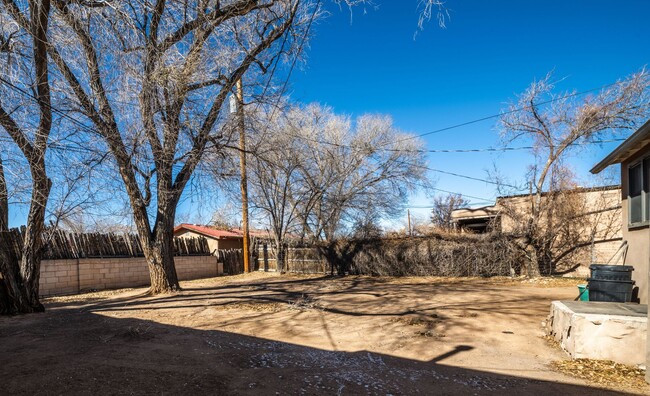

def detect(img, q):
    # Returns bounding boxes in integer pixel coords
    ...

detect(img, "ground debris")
[550,358,648,389]
[380,275,586,288]
[218,301,285,312]
[540,335,561,349]
[287,294,321,311]
[43,288,137,304]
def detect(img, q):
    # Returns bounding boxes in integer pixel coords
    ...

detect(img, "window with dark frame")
[628,157,650,226]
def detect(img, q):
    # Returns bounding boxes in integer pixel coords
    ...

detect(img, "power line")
[427,167,515,188]
[394,80,622,144]
[0,76,97,136]
[258,0,320,132]
[428,187,493,202]
[386,138,627,154]
[249,77,630,155]
[2,63,628,161]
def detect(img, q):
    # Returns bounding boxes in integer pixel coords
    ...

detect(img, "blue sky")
[7,1,648,229]
[287,0,650,223]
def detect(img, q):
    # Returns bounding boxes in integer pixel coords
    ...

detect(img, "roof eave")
[591,119,650,174]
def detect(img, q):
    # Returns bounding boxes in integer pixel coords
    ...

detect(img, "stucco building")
[173,223,243,254]
[451,186,623,277]
[591,119,650,305]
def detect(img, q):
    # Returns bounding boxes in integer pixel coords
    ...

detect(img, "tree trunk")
[0,163,50,314]
[145,242,180,294]
[0,246,32,314]
[0,155,7,231]
[18,161,51,311]
[145,203,180,294]
[274,236,286,274]
[0,0,52,314]
[526,245,542,278]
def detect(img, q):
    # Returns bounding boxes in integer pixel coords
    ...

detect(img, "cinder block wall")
[39,255,220,296]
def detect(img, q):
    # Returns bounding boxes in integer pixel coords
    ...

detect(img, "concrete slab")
[546,301,647,366]
[561,301,647,317]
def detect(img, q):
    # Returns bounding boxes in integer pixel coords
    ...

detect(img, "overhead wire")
[0,32,629,206]
[392,80,622,144]
[385,138,627,153]
[0,76,98,136]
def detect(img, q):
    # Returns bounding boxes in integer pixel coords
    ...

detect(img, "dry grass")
[550,359,648,390]
[381,275,586,288]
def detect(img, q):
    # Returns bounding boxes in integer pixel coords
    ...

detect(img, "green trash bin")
[577,284,589,301]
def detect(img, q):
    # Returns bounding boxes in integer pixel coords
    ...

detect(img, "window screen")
[643,158,650,221]
[629,163,643,224]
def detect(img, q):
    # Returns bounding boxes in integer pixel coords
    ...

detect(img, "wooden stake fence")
[0,228,210,260]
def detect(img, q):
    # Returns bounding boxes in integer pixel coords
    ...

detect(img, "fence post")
[263,243,269,272]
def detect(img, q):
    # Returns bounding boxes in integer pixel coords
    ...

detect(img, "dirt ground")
[0,273,646,395]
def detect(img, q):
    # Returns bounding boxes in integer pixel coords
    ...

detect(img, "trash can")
[587,278,635,302]
[577,284,589,301]
[589,264,633,281]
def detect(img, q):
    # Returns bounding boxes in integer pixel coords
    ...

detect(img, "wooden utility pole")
[236,79,251,273]
[407,209,412,237]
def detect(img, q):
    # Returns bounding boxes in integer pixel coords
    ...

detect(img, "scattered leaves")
[541,335,561,349]
[550,359,648,389]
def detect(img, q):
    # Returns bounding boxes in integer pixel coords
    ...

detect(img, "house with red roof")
[173,223,243,254]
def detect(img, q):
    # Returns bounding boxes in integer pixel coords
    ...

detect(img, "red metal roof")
[229,228,272,239]
[173,224,241,239]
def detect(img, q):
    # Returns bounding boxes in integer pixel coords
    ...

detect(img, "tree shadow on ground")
[0,309,628,395]
[67,276,556,341]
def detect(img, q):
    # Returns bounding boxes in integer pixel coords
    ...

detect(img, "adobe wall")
[39,255,221,297]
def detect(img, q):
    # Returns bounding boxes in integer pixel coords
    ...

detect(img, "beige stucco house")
[452,186,623,276]
[591,118,650,383]
[591,119,650,305]
[173,223,243,254]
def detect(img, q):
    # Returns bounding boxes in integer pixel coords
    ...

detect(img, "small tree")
[499,70,650,276]
[431,193,470,230]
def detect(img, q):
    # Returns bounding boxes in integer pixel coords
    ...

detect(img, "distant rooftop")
[591,119,650,174]
[173,223,241,239]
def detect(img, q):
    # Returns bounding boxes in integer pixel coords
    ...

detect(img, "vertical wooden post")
[263,243,269,272]
[407,209,412,237]
[237,78,251,273]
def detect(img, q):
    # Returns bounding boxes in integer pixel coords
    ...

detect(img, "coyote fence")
[0,228,210,260]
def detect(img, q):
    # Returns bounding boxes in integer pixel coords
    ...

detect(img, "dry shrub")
[323,233,521,277]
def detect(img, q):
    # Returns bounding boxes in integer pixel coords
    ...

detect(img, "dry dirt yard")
[0,273,646,395]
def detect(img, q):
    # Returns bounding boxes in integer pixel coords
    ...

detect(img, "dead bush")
[321,233,522,277]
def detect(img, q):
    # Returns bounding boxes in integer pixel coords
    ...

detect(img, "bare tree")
[0,0,451,302]
[498,70,650,276]
[0,0,52,313]
[227,103,429,270]
[299,112,429,241]
[431,193,469,230]
[250,104,429,242]
[3,0,316,294]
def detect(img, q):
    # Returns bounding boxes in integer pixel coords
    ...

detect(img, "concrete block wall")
[40,259,80,296]
[39,255,220,296]
[176,255,221,280]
